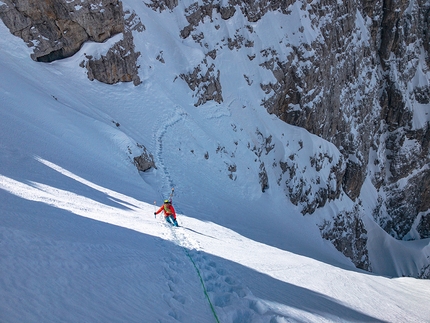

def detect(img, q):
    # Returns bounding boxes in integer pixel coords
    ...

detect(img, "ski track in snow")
[150,103,273,321]
[151,111,234,321]
[153,108,188,197]
[161,222,290,323]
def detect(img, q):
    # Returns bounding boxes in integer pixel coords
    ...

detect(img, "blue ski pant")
[165,215,178,226]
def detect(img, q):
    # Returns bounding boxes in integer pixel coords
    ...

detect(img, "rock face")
[0,0,141,84]
[377,124,430,239]
[180,61,223,106]
[134,148,156,172]
[146,0,429,272]
[320,206,370,271]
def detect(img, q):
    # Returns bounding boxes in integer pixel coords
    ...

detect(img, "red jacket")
[155,203,176,219]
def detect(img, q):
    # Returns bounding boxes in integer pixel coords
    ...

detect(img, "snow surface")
[1,4,430,322]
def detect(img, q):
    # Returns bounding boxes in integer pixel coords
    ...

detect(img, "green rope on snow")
[165,188,219,322]
[183,248,221,323]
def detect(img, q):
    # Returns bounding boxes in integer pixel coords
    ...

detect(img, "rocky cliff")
[0,0,142,84]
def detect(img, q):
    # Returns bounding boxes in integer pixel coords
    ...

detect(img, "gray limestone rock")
[0,0,141,85]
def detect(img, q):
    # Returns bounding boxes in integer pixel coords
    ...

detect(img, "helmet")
[164,199,170,204]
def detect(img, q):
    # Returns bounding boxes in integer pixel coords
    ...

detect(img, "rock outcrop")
[320,206,370,271]
[0,0,141,85]
[134,148,156,172]
[180,60,223,106]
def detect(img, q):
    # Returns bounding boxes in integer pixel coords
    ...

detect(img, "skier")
[155,199,179,227]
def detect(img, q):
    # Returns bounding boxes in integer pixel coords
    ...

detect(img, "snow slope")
[1,9,430,323]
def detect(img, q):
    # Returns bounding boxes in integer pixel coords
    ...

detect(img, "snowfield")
[1,4,430,323]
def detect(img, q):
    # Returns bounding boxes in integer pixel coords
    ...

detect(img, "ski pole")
[153,200,157,218]
[169,187,174,202]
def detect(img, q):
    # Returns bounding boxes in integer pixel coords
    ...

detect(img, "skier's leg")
[165,215,173,224]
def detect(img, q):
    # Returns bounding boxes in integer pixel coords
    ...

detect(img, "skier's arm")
[155,206,164,215]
